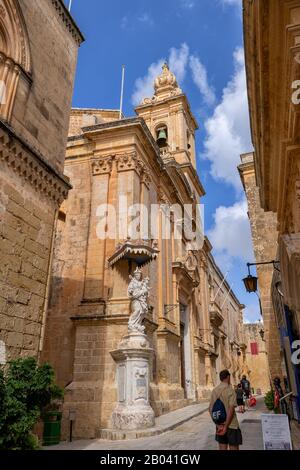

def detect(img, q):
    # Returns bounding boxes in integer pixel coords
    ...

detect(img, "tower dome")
[142,63,182,105]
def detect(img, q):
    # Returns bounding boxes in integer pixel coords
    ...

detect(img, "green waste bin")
[43,411,62,446]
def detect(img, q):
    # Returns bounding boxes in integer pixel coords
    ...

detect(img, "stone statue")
[128,268,150,333]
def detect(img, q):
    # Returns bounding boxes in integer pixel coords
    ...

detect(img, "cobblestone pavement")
[49,397,267,451]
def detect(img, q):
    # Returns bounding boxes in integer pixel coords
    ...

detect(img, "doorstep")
[97,401,209,441]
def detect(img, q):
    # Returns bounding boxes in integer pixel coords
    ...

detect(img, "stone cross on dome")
[142,63,183,105]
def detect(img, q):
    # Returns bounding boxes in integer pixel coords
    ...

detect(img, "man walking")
[241,375,251,408]
[209,370,243,451]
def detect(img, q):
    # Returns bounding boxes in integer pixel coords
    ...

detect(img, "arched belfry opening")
[155,123,168,149]
[0,0,32,121]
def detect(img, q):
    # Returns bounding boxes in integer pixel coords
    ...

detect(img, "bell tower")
[135,63,198,169]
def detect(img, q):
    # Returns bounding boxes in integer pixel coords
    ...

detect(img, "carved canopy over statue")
[127,268,150,333]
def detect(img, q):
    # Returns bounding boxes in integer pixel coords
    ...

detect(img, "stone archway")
[0,0,31,121]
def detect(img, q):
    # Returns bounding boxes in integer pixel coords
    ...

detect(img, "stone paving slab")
[46,397,269,450]
[97,401,209,440]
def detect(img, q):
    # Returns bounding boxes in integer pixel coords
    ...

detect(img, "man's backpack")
[211,398,227,425]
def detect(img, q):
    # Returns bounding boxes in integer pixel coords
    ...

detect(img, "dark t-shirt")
[236,389,244,400]
[241,379,250,391]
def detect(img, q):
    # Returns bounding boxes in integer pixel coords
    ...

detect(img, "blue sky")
[65,0,260,323]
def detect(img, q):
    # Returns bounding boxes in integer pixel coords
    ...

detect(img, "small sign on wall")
[261,414,292,450]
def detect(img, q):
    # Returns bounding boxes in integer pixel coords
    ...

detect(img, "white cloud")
[169,43,189,84]
[203,47,252,190]
[121,12,153,30]
[180,0,195,8]
[137,13,154,26]
[121,16,128,29]
[131,43,189,106]
[221,0,242,6]
[132,60,164,106]
[190,55,216,106]
[219,0,242,19]
[132,43,214,108]
[208,198,253,271]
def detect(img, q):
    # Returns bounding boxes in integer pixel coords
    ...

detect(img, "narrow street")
[49,397,267,451]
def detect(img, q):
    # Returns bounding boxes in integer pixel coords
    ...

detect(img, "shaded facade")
[0,0,83,363]
[243,0,300,420]
[43,66,245,438]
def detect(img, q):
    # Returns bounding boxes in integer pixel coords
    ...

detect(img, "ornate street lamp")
[243,274,258,293]
[243,261,280,294]
[243,263,258,293]
[242,261,280,317]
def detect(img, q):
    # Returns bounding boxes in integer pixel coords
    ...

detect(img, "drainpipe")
[38,209,58,361]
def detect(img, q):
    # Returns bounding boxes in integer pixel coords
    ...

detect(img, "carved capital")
[116,152,145,175]
[141,171,151,188]
[91,156,113,175]
[157,187,170,205]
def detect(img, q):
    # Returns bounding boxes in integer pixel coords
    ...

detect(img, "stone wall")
[10,0,83,174]
[207,253,245,386]
[243,323,270,394]
[239,153,282,380]
[0,161,56,360]
[0,0,83,362]
[69,109,122,136]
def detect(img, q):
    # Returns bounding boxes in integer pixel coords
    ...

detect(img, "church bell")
[156,129,168,148]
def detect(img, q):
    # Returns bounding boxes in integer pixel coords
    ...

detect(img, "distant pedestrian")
[209,370,243,451]
[241,375,251,408]
[273,376,287,415]
[236,383,245,413]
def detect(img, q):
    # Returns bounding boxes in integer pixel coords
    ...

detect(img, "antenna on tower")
[68,0,73,12]
[119,65,125,120]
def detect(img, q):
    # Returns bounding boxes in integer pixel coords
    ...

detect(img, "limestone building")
[239,153,282,381]
[0,0,83,364]
[243,0,300,420]
[242,323,270,395]
[42,65,245,438]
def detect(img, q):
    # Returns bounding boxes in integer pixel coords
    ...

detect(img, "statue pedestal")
[110,332,155,431]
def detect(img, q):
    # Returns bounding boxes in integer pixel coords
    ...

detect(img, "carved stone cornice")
[116,152,144,175]
[51,0,84,46]
[0,122,71,205]
[91,155,113,175]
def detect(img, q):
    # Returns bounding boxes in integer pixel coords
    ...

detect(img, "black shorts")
[237,398,244,406]
[244,390,250,398]
[216,428,243,447]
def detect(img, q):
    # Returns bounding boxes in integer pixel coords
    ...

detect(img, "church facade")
[42,65,246,438]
